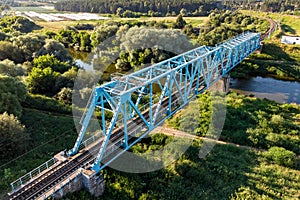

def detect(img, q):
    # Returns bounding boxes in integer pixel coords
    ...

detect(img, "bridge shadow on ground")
[262,43,295,61]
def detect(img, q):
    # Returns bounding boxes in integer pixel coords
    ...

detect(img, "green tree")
[180,8,187,16]
[55,29,76,48]
[174,14,186,29]
[33,54,71,73]
[0,75,27,117]
[57,87,73,104]
[0,16,40,33]
[0,112,28,158]
[78,31,92,51]
[12,33,45,61]
[0,31,8,41]
[27,67,60,95]
[91,23,119,47]
[0,59,26,77]
[0,41,25,64]
[119,26,193,55]
[182,24,194,36]
[36,40,72,63]
[10,16,40,33]
[116,7,124,16]
[55,67,78,90]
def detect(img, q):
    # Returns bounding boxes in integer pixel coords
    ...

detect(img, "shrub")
[22,94,72,114]
[263,146,296,167]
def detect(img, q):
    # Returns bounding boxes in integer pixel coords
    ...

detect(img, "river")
[74,55,300,105]
[230,76,300,104]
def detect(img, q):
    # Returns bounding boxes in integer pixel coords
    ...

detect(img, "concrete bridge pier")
[81,170,105,197]
[209,75,230,93]
[45,169,105,199]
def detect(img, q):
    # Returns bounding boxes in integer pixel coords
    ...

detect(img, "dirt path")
[155,126,300,159]
[153,126,266,152]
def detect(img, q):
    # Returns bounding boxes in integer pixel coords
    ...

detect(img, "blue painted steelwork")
[68,32,261,173]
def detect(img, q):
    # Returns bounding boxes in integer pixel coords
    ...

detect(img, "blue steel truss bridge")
[8,32,261,200]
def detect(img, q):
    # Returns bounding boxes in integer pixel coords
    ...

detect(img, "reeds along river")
[230,76,300,104]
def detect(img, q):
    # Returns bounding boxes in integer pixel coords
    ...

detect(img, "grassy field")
[62,138,300,200]
[231,11,300,80]
[241,10,300,36]
[168,92,300,155]
[123,16,208,27]
[35,20,101,32]
[35,16,207,32]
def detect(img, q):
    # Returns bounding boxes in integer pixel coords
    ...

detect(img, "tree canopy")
[26,67,60,95]
[0,112,28,158]
[0,16,40,34]
[0,41,26,64]
[12,34,45,61]
[35,40,72,63]
[0,59,26,77]
[33,54,71,74]
[0,75,27,117]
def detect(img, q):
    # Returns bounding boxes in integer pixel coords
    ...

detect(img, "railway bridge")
[8,31,261,200]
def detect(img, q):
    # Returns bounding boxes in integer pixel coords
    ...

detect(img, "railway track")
[261,18,277,40]
[9,67,210,200]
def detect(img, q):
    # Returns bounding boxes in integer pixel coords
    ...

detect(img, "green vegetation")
[54,0,300,17]
[62,137,300,199]
[59,92,300,199]
[263,146,296,167]
[0,75,27,117]
[0,4,300,199]
[198,10,269,45]
[0,108,76,194]
[0,16,40,33]
[0,112,28,159]
[54,0,216,17]
[230,59,300,80]
[23,94,72,114]
[169,92,300,156]
[0,41,26,63]
[230,11,300,81]
[0,59,26,77]
[241,11,300,36]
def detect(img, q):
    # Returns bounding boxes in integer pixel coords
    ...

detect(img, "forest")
[0,6,299,199]
[53,0,300,16]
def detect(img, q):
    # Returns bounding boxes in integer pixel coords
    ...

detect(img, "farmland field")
[13,6,58,13]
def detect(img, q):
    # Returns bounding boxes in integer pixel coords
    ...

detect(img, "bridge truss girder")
[68,32,261,173]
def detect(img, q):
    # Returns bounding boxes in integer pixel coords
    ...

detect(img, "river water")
[74,55,300,105]
[230,76,300,104]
